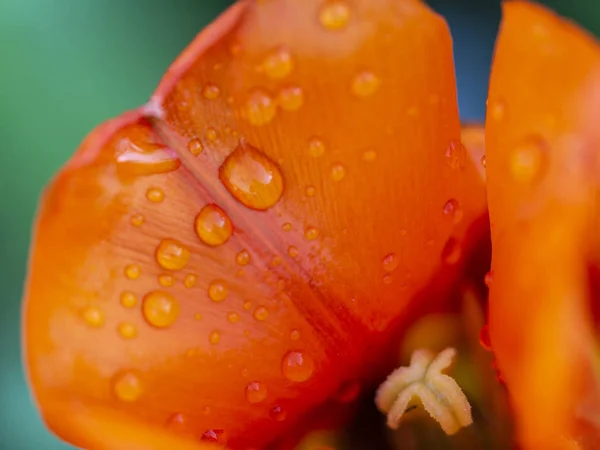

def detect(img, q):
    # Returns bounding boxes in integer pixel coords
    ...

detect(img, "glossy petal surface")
[486,2,600,448]
[24,1,486,448]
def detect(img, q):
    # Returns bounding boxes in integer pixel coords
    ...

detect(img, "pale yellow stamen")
[375,347,473,435]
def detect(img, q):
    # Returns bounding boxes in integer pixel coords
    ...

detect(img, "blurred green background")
[0,1,597,448]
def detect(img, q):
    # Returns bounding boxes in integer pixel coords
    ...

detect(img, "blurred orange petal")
[486,2,600,448]
[24,1,486,448]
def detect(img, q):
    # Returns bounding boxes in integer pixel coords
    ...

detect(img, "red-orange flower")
[21,1,600,449]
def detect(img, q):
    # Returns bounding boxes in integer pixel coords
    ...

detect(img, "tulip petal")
[24,1,486,448]
[486,2,600,448]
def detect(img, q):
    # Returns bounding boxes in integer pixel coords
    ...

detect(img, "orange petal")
[24,1,486,449]
[486,2,600,448]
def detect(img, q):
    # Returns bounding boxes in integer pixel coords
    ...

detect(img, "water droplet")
[209,330,221,345]
[509,136,547,183]
[443,199,464,225]
[382,253,398,273]
[245,381,268,404]
[118,322,137,339]
[330,163,346,181]
[228,312,240,323]
[481,154,487,168]
[142,291,180,328]
[130,213,145,227]
[158,274,174,287]
[270,405,287,421]
[488,98,506,121]
[281,350,315,382]
[382,274,393,285]
[236,249,250,266]
[219,141,284,210]
[319,1,351,30]
[206,127,218,142]
[308,137,326,158]
[125,264,141,280]
[146,187,165,203]
[282,222,292,232]
[363,149,377,162]
[82,306,104,327]
[184,273,198,288]
[155,238,191,271]
[201,430,224,443]
[243,300,252,310]
[188,138,203,156]
[278,86,304,111]
[352,71,380,98]
[120,291,137,308]
[202,83,221,100]
[445,139,467,170]
[244,89,277,126]
[441,237,461,265]
[116,133,180,176]
[479,324,493,351]
[270,255,282,267]
[263,47,293,80]
[254,306,269,321]
[290,329,300,340]
[208,280,228,302]
[287,246,299,258]
[305,227,319,240]
[194,204,233,246]
[112,370,143,402]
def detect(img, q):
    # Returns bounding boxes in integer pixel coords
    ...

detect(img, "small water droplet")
[228,312,240,323]
[202,83,221,100]
[352,71,380,98]
[509,136,547,183]
[219,141,284,210]
[158,274,174,287]
[445,139,467,170]
[194,204,233,246]
[146,187,165,203]
[281,350,315,382]
[208,280,228,302]
[244,89,277,126]
[381,253,398,273]
[319,1,351,30]
[441,237,461,265]
[209,330,221,345]
[206,127,219,142]
[282,222,292,232]
[481,154,487,168]
[479,324,493,351]
[278,86,304,111]
[116,133,180,176]
[305,185,316,197]
[270,405,287,421]
[81,306,104,327]
[254,306,269,321]
[290,329,300,340]
[130,213,145,227]
[155,238,190,271]
[245,381,268,404]
[124,264,141,280]
[118,322,137,339]
[263,47,293,80]
[287,246,299,258]
[363,149,377,162]
[236,249,250,266]
[382,274,393,284]
[305,227,319,241]
[184,273,198,288]
[243,300,252,310]
[120,291,137,308]
[330,163,346,181]
[112,370,143,402]
[270,256,282,267]
[201,430,224,443]
[142,291,180,328]
[443,199,464,225]
[188,138,203,156]
[308,137,326,158]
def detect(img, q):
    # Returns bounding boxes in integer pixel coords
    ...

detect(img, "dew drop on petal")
[81,306,104,327]
[319,0,351,30]
[287,246,299,258]
[253,306,269,321]
[142,291,180,328]
[155,238,191,271]
[282,222,292,232]
[305,185,316,197]
[188,138,203,156]
[158,274,175,287]
[281,351,315,382]
[236,249,250,266]
[130,213,145,227]
[445,139,467,170]
[112,370,143,402]
[488,98,506,121]
[244,89,277,126]
[125,264,141,280]
[308,137,326,158]
[194,204,233,246]
[330,163,347,181]
[278,86,304,111]
[219,141,284,210]
[118,322,138,339]
[201,430,225,443]
[146,187,165,203]
[208,280,228,302]
[202,83,221,100]
[209,330,221,345]
[263,47,294,80]
[484,271,493,287]
[381,253,398,273]
[509,136,547,184]
[206,127,219,142]
[245,381,268,404]
[290,329,300,341]
[228,312,240,323]
[184,273,198,288]
[352,71,380,98]
[120,291,137,308]
[116,134,180,176]
[443,199,464,225]
[305,227,319,241]
[270,405,287,421]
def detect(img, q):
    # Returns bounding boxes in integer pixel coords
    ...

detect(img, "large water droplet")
[116,133,180,176]
[245,89,277,126]
[208,280,228,302]
[445,139,467,170]
[443,199,464,225]
[155,238,191,271]
[509,136,547,183]
[263,47,293,80]
[278,86,304,111]
[112,370,143,402]
[245,381,268,404]
[194,204,233,246]
[281,350,315,382]
[142,291,180,328]
[219,141,284,210]
[352,71,380,98]
[319,1,351,30]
